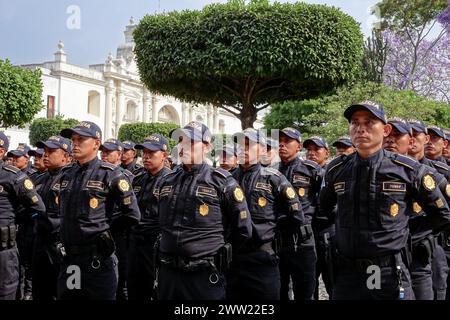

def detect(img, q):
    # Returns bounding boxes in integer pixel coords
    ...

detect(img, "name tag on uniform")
[334,182,345,193]
[382,182,406,192]
[196,186,218,198]
[86,180,105,191]
[133,186,142,193]
[61,181,69,189]
[51,183,60,191]
[153,187,160,197]
[255,182,272,192]
[293,175,310,184]
[160,186,172,196]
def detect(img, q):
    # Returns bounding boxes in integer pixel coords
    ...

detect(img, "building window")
[219,119,225,133]
[124,101,138,122]
[87,91,100,117]
[47,95,55,118]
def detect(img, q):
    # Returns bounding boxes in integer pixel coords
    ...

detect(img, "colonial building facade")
[5,18,262,148]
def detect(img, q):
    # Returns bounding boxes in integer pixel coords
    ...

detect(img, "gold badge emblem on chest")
[422,174,436,191]
[258,197,267,207]
[199,204,209,216]
[390,203,399,217]
[298,188,305,197]
[90,198,99,209]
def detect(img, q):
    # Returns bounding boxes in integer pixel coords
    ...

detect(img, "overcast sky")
[0,0,380,67]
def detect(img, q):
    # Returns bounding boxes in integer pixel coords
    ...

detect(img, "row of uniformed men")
[1,99,450,300]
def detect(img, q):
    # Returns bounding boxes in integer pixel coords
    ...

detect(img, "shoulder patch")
[100,162,116,171]
[393,154,417,170]
[303,159,320,170]
[213,168,231,179]
[264,167,281,176]
[433,161,450,172]
[3,165,20,174]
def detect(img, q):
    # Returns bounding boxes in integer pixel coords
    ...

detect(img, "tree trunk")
[239,103,258,130]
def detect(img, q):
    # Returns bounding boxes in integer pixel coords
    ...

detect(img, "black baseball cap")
[101,139,123,152]
[121,141,136,150]
[408,119,428,134]
[7,144,31,158]
[220,144,237,157]
[172,121,213,144]
[332,136,353,148]
[28,148,45,157]
[388,118,412,136]
[303,136,329,149]
[37,135,72,153]
[0,132,9,151]
[443,129,450,142]
[60,121,102,140]
[135,134,169,152]
[427,126,446,139]
[280,127,302,143]
[234,128,266,145]
[344,100,387,124]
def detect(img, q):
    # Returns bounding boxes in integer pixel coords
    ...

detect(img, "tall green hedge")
[29,116,79,147]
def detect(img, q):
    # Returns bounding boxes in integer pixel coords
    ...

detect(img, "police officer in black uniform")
[332,136,355,156]
[320,101,450,300]
[426,126,448,164]
[128,134,171,301]
[28,148,47,179]
[158,121,252,300]
[0,132,46,300]
[57,121,141,300]
[227,129,303,300]
[100,138,131,300]
[406,119,450,300]
[8,144,36,300]
[31,136,71,300]
[217,144,238,174]
[121,140,144,175]
[261,138,280,169]
[278,127,320,300]
[442,129,450,166]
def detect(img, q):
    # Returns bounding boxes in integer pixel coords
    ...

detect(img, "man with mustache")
[319,100,450,300]
[157,122,252,300]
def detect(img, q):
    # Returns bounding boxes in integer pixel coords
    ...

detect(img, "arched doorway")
[158,105,180,125]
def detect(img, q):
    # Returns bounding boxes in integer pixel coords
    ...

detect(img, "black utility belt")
[0,225,17,251]
[240,242,275,255]
[412,234,437,256]
[160,254,216,271]
[62,231,116,258]
[335,251,402,272]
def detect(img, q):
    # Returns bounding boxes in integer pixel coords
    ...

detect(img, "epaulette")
[264,167,281,176]
[61,163,74,171]
[163,169,178,177]
[392,154,417,170]
[123,169,134,178]
[326,154,348,174]
[100,162,116,171]
[303,159,320,170]
[213,167,231,178]
[433,160,450,172]
[3,165,20,174]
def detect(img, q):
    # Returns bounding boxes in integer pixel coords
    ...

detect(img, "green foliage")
[29,116,79,147]
[264,82,450,146]
[134,0,364,128]
[118,122,179,150]
[377,0,448,31]
[0,59,43,128]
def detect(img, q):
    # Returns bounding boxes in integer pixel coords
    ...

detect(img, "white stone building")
[4,18,262,148]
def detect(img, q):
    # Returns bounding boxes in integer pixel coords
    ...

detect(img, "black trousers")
[16,223,34,299]
[0,247,19,300]
[410,245,433,300]
[432,244,449,300]
[227,250,280,300]
[112,231,129,301]
[333,260,414,300]
[159,264,226,300]
[279,235,317,300]
[31,236,60,301]
[314,235,334,300]
[127,234,157,301]
[57,254,118,300]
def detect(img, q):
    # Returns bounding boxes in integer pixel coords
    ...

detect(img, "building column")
[104,79,115,139]
[188,104,193,122]
[143,90,150,123]
[182,103,188,126]
[116,82,125,133]
[213,106,219,134]
[151,96,158,123]
[207,105,214,129]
